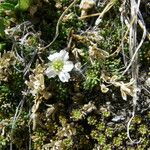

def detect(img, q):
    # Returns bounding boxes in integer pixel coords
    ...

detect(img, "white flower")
[45,50,74,82]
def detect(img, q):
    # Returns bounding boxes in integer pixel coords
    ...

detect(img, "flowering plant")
[45,50,74,82]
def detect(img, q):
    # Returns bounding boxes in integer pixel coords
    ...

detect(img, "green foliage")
[0,0,150,149]
[83,61,101,90]
[15,0,31,11]
[113,135,122,147]
[96,122,105,131]
[0,43,6,52]
[62,137,73,149]
[97,134,106,145]
[71,109,82,121]
[0,135,8,149]
[0,2,15,10]
[139,41,150,66]
[87,116,97,125]
[138,124,148,135]
[0,19,5,38]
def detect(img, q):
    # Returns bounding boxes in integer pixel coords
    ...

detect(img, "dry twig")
[42,0,78,51]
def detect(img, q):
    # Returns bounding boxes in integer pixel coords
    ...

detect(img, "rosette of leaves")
[25,64,51,99]
[0,51,15,81]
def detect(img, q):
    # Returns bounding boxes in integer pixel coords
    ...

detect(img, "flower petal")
[45,67,57,78]
[48,50,69,61]
[48,52,59,61]
[63,61,74,72]
[59,50,69,61]
[58,72,70,82]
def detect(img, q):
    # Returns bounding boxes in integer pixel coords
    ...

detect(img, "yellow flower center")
[52,59,64,72]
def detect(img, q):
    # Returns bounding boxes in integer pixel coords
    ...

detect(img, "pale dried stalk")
[127,0,138,144]
[123,12,147,75]
[109,16,136,57]
[120,0,127,66]
[79,12,102,19]
[126,0,143,144]
[42,0,78,51]
[10,91,28,150]
[95,0,117,26]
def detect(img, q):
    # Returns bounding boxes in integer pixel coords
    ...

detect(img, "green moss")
[71,109,82,121]
[90,130,99,140]
[138,124,148,135]
[87,116,97,125]
[96,122,105,131]
[32,130,47,150]
[103,144,112,150]
[0,135,8,149]
[83,61,101,90]
[101,109,111,118]
[0,0,149,149]
[132,116,142,124]
[113,135,122,147]
[105,127,113,138]
[97,134,106,145]
[62,137,73,149]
